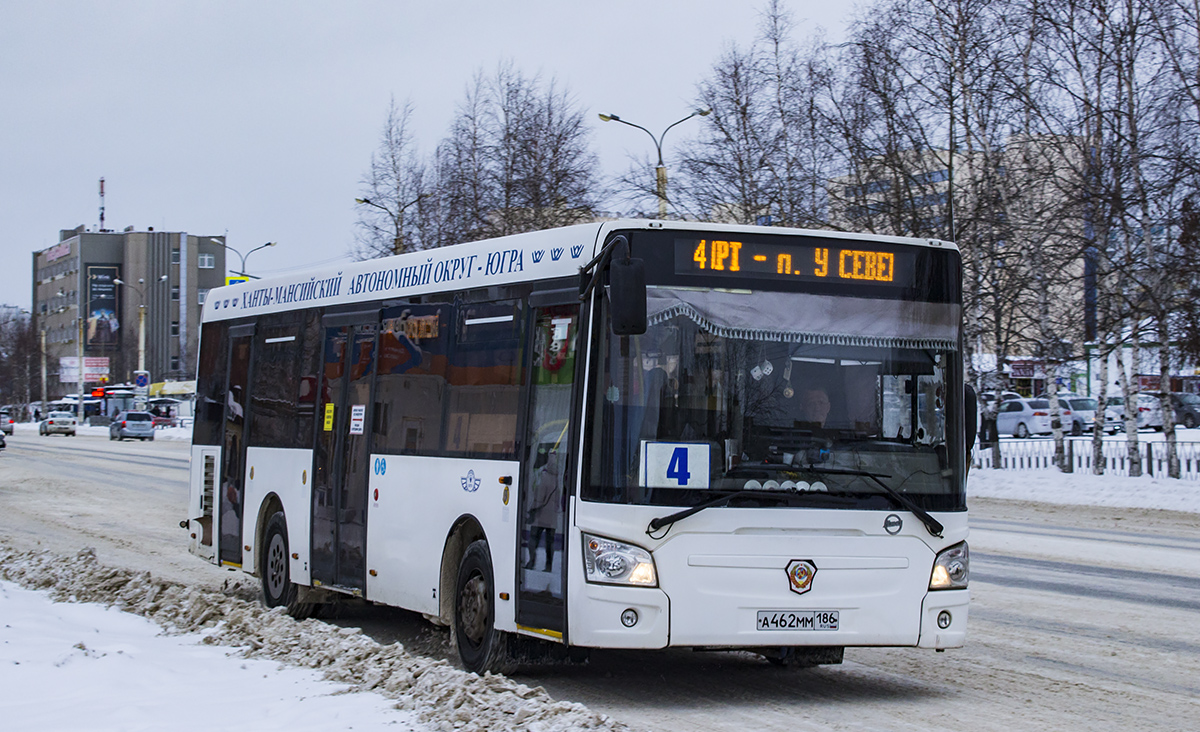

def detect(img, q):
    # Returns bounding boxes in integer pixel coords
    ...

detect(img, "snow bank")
[0,544,628,732]
[0,578,423,731]
[969,468,1200,513]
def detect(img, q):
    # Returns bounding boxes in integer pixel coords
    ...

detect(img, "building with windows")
[32,226,226,399]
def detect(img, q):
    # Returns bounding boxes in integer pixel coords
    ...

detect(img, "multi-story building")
[32,226,227,399]
[829,137,1090,392]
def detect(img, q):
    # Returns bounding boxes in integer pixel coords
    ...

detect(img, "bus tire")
[454,540,514,675]
[261,512,316,620]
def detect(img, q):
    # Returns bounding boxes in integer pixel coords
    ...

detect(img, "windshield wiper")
[646,490,794,535]
[796,465,944,537]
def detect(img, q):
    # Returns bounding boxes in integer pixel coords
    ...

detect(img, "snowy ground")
[0,579,423,731]
[0,547,623,732]
[969,467,1200,513]
[2,422,1197,730]
[13,421,194,441]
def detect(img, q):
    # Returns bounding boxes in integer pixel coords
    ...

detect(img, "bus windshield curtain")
[645,287,960,350]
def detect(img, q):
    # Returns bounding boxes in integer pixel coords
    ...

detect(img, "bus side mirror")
[609,235,648,336]
[965,384,978,451]
[608,252,647,336]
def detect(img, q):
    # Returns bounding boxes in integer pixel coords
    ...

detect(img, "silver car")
[39,411,77,436]
[1064,397,1100,435]
[1105,394,1164,431]
[109,411,156,441]
[996,398,1068,438]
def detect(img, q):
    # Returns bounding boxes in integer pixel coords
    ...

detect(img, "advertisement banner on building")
[59,357,110,384]
[86,265,121,348]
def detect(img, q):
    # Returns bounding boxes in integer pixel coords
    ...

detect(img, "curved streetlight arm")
[209,238,274,278]
[601,115,665,166]
[660,110,708,153]
[356,196,425,256]
[599,109,711,218]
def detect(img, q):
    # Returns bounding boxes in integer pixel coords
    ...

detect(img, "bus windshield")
[585,285,964,512]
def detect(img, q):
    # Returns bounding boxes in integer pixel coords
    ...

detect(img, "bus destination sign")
[674,237,915,287]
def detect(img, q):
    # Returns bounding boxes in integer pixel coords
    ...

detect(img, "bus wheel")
[454,540,514,675]
[261,512,315,620]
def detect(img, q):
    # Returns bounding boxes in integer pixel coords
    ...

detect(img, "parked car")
[1064,397,1100,435]
[996,398,1068,438]
[0,409,13,436]
[38,411,77,436]
[1168,393,1200,429]
[1032,396,1087,435]
[1105,394,1164,431]
[0,430,6,450]
[981,391,1023,403]
[109,411,155,441]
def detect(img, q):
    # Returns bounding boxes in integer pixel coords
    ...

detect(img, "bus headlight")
[583,533,657,587]
[929,541,969,590]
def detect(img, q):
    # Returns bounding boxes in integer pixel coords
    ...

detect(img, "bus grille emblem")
[461,470,480,493]
[785,559,817,595]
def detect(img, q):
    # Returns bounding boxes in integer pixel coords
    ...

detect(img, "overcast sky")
[1,1,849,308]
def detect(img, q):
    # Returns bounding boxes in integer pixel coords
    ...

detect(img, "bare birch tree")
[354,98,431,259]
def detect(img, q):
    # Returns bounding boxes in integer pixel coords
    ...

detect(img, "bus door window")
[516,304,579,632]
[338,323,377,588]
[311,325,348,584]
[312,318,378,592]
[219,330,253,566]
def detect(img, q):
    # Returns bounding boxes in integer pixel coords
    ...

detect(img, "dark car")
[1169,393,1200,429]
[109,411,156,441]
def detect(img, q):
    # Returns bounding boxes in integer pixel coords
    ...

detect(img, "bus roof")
[201,219,957,323]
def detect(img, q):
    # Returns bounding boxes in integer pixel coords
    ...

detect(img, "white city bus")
[184,219,971,672]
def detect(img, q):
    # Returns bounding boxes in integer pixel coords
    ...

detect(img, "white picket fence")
[972,438,1200,479]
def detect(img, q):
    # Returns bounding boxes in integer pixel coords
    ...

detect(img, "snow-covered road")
[2,427,1199,731]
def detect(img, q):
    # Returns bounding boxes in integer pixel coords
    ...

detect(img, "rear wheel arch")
[254,493,286,577]
[259,508,316,619]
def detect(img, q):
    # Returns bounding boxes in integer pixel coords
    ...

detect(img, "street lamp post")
[598,109,711,219]
[209,239,277,279]
[114,276,169,399]
[355,195,425,256]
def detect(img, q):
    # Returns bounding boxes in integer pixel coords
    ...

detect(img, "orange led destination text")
[693,240,743,271]
[838,249,894,282]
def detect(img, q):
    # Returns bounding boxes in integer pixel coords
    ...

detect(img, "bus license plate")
[756,610,839,631]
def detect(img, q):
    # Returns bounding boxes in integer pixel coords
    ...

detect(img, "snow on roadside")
[969,468,1200,513]
[14,421,193,441]
[0,545,628,732]
[0,579,424,731]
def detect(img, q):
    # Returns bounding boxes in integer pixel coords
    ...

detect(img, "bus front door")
[311,316,378,594]
[516,304,580,636]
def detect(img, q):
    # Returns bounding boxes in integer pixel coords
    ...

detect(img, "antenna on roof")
[99,177,106,231]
